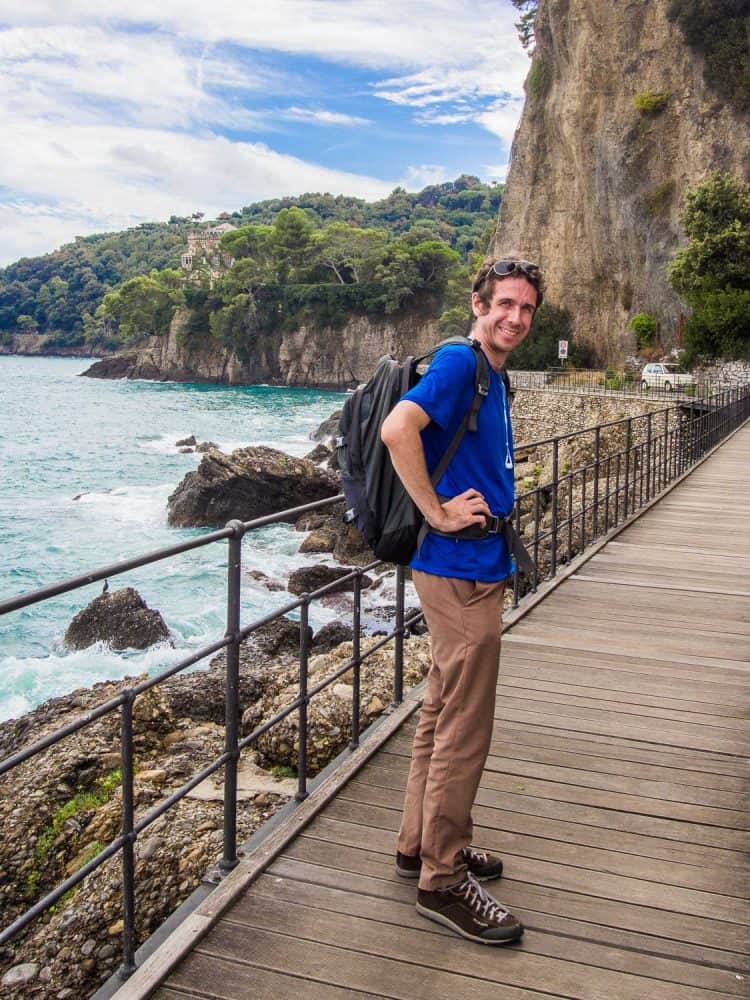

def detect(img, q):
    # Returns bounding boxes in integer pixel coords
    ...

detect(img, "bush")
[644,180,675,219]
[527,57,552,101]
[683,288,750,360]
[667,0,749,114]
[630,312,658,348]
[633,91,670,115]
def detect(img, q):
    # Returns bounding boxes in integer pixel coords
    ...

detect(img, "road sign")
[558,340,569,359]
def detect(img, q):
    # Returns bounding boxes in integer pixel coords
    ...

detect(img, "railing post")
[118,691,137,980]
[221,521,244,872]
[296,598,310,801]
[623,418,632,517]
[350,571,362,749]
[550,438,560,577]
[512,502,521,608]
[592,426,601,539]
[393,565,405,706]
[532,488,540,591]
[662,409,669,490]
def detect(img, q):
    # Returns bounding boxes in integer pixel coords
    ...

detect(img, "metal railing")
[509,366,725,398]
[1,382,748,983]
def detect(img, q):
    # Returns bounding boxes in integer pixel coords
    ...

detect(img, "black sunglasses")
[491,259,541,282]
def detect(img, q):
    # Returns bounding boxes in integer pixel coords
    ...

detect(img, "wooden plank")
[264,860,750,976]
[307,807,749,896]
[497,668,750,714]
[324,790,750,854]
[500,637,750,688]
[196,923,550,1000]
[569,572,750,600]
[248,872,749,995]
[379,743,749,800]
[365,749,748,818]
[272,850,749,959]
[497,663,750,720]
[155,953,381,999]
[331,784,750,899]
[490,700,749,756]
[493,684,750,732]
[386,724,750,781]
[216,892,742,1000]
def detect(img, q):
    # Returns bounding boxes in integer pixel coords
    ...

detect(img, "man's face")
[471,276,537,359]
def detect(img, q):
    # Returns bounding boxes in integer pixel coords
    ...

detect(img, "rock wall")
[0,333,108,358]
[87,309,441,389]
[492,0,750,363]
[511,389,665,447]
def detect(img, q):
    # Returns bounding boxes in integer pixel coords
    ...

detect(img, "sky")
[0,2,530,266]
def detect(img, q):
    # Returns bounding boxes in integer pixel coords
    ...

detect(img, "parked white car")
[641,363,695,392]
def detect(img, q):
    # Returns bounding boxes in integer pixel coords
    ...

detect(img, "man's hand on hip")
[430,489,491,533]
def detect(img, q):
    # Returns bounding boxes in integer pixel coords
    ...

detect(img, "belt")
[417,497,536,576]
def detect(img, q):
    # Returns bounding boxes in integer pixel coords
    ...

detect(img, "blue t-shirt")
[403,343,515,582]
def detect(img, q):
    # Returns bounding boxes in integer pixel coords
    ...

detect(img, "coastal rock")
[79,355,138,379]
[246,569,285,592]
[196,441,219,453]
[81,311,440,390]
[63,588,170,651]
[1,963,39,986]
[248,636,432,773]
[287,565,372,596]
[304,442,332,464]
[310,410,342,442]
[166,446,339,527]
[299,525,337,554]
[313,621,354,651]
[175,435,196,447]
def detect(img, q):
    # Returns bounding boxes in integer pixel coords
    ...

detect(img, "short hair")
[472,255,544,310]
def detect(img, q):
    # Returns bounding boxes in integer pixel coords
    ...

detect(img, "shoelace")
[454,873,509,922]
[462,846,488,865]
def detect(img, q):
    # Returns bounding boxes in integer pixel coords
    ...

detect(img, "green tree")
[669,172,750,359]
[16,314,38,333]
[312,223,387,284]
[100,269,183,342]
[272,207,315,281]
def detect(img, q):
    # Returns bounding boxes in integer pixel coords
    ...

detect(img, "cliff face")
[0,333,109,358]
[87,309,441,389]
[492,0,749,362]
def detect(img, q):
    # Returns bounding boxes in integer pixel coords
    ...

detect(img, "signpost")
[558,340,569,362]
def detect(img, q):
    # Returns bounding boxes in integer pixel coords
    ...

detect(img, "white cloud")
[0,3,529,263]
[9,2,526,73]
[282,106,371,127]
[0,125,392,265]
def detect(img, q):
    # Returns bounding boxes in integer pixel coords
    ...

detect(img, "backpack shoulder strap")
[428,339,488,486]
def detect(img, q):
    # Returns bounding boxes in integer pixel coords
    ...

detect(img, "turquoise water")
[0,356,348,721]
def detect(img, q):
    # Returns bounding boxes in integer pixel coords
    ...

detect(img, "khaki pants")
[397,570,505,890]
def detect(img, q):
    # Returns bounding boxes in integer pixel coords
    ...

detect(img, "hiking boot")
[416,872,523,945]
[396,846,503,882]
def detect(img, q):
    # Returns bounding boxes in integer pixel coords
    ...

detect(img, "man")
[380,257,542,945]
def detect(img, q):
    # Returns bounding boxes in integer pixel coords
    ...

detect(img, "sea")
[0,356,358,723]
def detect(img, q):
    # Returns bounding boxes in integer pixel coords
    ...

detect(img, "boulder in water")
[167,446,339,528]
[288,564,372,596]
[64,587,170,651]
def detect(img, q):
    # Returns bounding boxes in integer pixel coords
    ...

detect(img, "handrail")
[1,382,749,985]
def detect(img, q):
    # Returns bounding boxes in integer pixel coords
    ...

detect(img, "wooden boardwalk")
[150,425,750,1000]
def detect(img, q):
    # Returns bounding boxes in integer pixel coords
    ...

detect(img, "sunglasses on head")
[491,259,541,282]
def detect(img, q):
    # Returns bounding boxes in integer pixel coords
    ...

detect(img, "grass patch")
[644,180,675,219]
[633,90,669,115]
[527,57,552,101]
[26,770,122,899]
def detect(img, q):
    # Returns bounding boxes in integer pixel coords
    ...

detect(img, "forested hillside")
[0,176,502,350]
